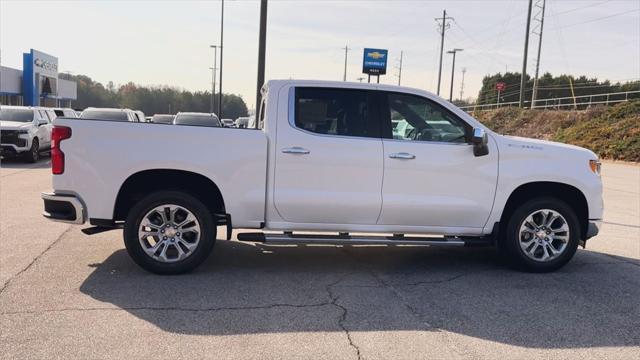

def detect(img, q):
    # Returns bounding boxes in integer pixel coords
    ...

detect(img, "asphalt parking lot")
[0,158,638,359]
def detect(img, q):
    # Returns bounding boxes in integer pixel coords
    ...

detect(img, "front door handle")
[389,152,416,160]
[282,146,310,155]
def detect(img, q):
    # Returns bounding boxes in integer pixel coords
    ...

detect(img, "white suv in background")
[53,108,78,118]
[80,108,140,122]
[0,105,55,162]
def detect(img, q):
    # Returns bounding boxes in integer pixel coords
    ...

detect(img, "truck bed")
[52,118,268,228]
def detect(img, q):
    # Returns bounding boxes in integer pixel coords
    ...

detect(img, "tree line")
[60,73,249,120]
[475,72,640,107]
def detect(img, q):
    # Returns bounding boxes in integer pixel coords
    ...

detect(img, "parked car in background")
[53,108,78,118]
[392,119,413,139]
[235,116,250,128]
[221,118,236,128]
[80,108,139,122]
[0,105,55,162]
[247,116,256,129]
[173,112,221,127]
[145,116,153,122]
[151,114,175,124]
[134,110,146,122]
[42,80,603,275]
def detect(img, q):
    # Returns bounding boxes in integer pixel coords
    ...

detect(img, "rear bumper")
[41,192,85,225]
[586,220,601,240]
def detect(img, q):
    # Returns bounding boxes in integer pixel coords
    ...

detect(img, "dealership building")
[0,49,77,107]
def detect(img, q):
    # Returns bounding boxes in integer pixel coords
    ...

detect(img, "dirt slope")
[472,100,640,162]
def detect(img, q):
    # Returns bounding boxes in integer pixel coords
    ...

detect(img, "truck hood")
[499,135,598,160]
[0,121,33,131]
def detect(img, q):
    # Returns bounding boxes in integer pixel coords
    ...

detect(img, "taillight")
[51,126,72,175]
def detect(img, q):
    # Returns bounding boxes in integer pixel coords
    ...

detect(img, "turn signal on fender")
[589,159,601,175]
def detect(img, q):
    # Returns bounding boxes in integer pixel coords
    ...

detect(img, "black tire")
[500,197,580,273]
[124,190,217,274]
[25,138,39,163]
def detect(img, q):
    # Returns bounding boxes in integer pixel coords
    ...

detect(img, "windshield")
[174,114,221,127]
[0,109,34,122]
[80,110,129,122]
[151,114,175,124]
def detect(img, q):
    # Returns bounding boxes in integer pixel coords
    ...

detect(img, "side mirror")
[472,127,489,157]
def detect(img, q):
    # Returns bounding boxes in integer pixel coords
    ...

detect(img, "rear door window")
[294,87,379,139]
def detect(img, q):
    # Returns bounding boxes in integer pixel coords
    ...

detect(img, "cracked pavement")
[1,160,639,359]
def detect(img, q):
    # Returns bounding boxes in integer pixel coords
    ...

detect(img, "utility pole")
[530,0,546,109]
[256,0,268,123]
[209,45,218,114]
[459,67,466,101]
[396,50,403,86]
[342,45,350,81]
[447,48,463,102]
[209,67,217,113]
[519,0,533,108]
[218,0,225,118]
[435,10,453,96]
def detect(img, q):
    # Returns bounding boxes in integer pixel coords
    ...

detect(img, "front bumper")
[0,143,30,156]
[586,220,601,240]
[42,192,86,225]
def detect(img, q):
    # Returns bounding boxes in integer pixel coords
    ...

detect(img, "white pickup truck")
[42,80,603,274]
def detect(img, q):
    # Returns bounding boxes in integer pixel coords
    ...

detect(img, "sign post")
[362,48,388,83]
[495,82,506,108]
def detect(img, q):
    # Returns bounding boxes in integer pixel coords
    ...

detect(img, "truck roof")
[264,79,438,98]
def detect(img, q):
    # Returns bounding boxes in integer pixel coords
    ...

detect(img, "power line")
[531,0,546,107]
[549,8,640,31]
[435,10,454,96]
[548,0,612,17]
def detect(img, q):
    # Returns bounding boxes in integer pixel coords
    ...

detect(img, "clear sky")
[1,0,639,109]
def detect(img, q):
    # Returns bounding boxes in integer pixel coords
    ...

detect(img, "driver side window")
[387,93,469,143]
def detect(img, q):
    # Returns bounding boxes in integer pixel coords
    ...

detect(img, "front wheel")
[501,197,580,272]
[25,138,39,163]
[124,191,217,274]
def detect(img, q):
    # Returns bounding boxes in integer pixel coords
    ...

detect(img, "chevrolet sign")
[363,48,388,75]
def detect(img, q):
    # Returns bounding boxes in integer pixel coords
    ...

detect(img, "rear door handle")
[389,152,416,160]
[282,147,310,155]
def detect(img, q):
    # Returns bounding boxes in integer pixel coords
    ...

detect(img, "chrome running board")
[236,232,488,246]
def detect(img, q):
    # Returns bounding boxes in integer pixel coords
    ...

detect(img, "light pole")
[209,67,217,113]
[209,45,218,114]
[447,48,463,102]
[218,0,225,118]
[256,0,268,121]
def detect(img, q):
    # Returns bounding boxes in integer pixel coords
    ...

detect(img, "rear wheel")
[124,191,216,274]
[25,138,39,163]
[501,197,580,272]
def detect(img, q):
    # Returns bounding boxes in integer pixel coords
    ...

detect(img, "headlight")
[589,160,601,175]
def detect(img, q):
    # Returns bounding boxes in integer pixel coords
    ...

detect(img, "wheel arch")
[113,169,226,221]
[499,181,589,240]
